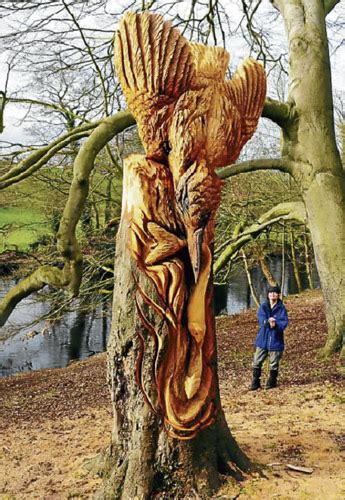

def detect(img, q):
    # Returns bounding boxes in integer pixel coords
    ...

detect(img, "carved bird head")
[175,161,222,283]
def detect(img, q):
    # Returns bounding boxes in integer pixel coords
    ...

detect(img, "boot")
[249,367,261,391]
[265,370,278,389]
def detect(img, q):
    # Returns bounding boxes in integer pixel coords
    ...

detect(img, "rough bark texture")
[303,175,345,356]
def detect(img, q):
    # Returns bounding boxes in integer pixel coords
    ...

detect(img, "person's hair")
[267,285,281,294]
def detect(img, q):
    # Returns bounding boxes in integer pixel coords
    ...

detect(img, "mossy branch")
[323,0,340,16]
[0,110,135,327]
[217,157,294,179]
[0,121,99,187]
[213,202,307,274]
[0,265,71,327]
[262,97,298,127]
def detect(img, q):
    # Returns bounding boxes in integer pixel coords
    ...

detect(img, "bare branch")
[6,97,91,124]
[217,157,294,179]
[214,201,307,274]
[0,110,135,327]
[0,123,98,188]
[62,0,110,117]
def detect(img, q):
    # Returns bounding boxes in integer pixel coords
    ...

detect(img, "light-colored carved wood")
[115,12,266,439]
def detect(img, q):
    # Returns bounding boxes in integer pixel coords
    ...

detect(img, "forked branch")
[0,111,135,327]
[214,201,307,274]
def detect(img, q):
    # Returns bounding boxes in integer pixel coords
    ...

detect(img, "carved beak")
[187,226,204,283]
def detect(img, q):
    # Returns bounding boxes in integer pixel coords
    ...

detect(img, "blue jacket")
[255,299,288,352]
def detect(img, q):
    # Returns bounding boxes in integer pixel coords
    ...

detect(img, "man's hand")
[268,317,276,328]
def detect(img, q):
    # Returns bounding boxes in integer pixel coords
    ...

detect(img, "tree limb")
[0,121,99,185]
[217,157,294,179]
[213,201,307,274]
[262,97,298,127]
[6,97,91,124]
[0,130,93,189]
[0,110,136,327]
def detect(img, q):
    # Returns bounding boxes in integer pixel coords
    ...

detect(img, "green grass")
[0,206,51,251]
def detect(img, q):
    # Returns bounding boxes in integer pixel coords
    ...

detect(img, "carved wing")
[188,42,230,81]
[114,12,196,161]
[225,58,266,152]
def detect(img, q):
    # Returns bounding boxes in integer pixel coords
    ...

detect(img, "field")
[0,167,122,251]
[0,206,50,251]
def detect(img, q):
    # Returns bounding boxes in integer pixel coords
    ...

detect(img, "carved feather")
[114,12,196,160]
[225,58,267,151]
[189,42,229,81]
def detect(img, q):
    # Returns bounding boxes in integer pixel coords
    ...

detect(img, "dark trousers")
[252,347,283,371]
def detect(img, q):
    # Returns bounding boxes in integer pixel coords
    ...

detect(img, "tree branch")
[217,157,293,179]
[262,97,298,127]
[7,97,91,124]
[213,201,306,274]
[0,110,136,327]
[0,129,94,189]
[62,0,110,117]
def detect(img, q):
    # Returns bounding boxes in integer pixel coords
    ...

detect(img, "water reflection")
[0,256,318,376]
[0,280,111,377]
[215,255,319,315]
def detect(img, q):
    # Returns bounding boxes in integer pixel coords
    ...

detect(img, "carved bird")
[115,12,266,282]
[114,12,266,438]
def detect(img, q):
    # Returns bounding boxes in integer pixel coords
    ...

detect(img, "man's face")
[268,291,279,301]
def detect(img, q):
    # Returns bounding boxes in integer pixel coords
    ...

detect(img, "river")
[0,256,318,376]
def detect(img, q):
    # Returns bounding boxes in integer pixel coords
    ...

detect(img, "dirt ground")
[0,290,344,499]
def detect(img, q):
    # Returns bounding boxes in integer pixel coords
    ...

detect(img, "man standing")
[250,285,289,390]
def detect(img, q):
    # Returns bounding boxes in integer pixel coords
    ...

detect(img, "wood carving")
[114,12,266,439]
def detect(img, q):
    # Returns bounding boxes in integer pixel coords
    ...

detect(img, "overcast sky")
[0,0,344,148]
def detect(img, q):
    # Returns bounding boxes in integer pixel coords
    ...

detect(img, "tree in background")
[219,0,345,357]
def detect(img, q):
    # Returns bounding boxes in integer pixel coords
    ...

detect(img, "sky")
[0,0,344,148]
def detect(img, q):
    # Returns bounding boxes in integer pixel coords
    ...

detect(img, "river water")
[0,257,318,376]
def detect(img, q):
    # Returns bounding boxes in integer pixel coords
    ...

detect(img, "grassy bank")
[0,206,50,251]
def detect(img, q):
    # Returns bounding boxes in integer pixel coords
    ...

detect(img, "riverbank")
[1,290,344,498]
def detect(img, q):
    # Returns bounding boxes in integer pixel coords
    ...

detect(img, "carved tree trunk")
[97,12,266,497]
[99,208,251,499]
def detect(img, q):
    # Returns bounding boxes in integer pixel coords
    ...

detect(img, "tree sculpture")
[113,11,266,439]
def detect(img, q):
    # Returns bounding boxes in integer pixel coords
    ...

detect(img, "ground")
[0,290,344,499]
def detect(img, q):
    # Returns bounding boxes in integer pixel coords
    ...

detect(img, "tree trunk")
[303,231,314,290]
[241,249,259,307]
[303,173,345,358]
[97,214,252,499]
[258,254,277,287]
[288,226,302,293]
[276,0,345,356]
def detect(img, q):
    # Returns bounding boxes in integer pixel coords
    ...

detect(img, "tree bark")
[288,227,302,293]
[275,0,345,356]
[303,173,345,357]
[98,211,252,499]
[303,231,315,290]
